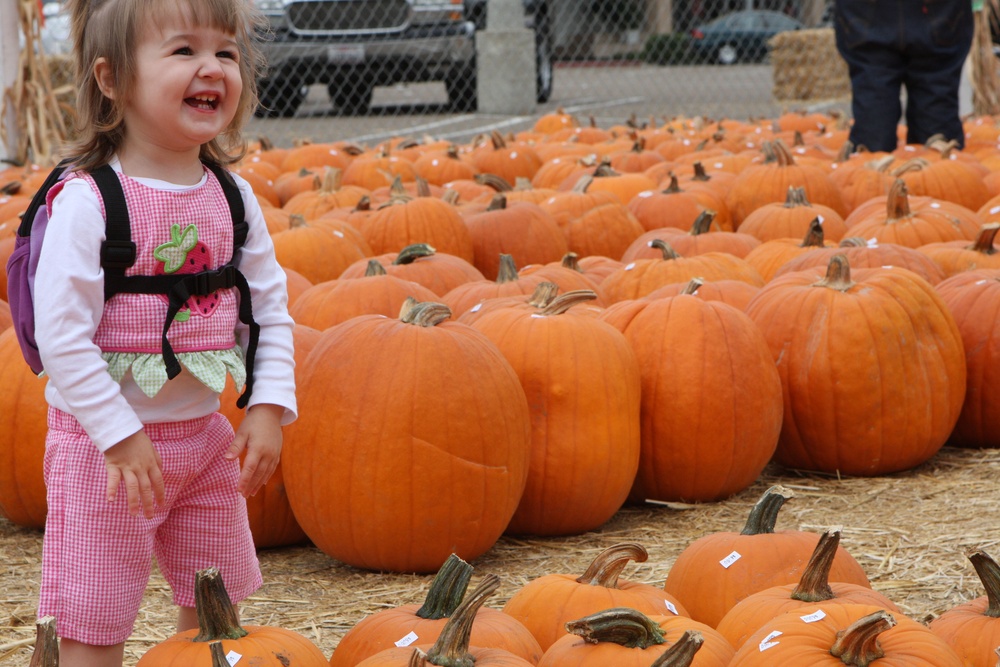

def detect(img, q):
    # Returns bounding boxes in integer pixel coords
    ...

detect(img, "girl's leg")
[59,639,125,667]
[177,605,198,633]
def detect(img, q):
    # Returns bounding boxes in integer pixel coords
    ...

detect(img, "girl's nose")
[198,55,225,79]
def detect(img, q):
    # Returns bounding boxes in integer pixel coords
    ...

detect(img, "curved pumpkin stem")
[487,193,508,211]
[790,530,841,603]
[496,254,521,284]
[573,174,596,193]
[29,616,57,667]
[489,129,507,150]
[475,173,513,192]
[383,175,413,207]
[968,549,1000,618]
[680,277,704,296]
[565,608,666,650]
[971,223,1000,255]
[689,210,717,236]
[839,237,869,248]
[209,641,231,667]
[528,281,561,308]
[192,568,249,642]
[425,575,501,667]
[394,244,437,266]
[540,290,598,316]
[662,173,683,194]
[649,630,703,667]
[576,543,648,588]
[783,186,811,208]
[740,485,794,536]
[650,238,682,261]
[829,610,895,667]
[415,553,474,620]
[885,180,911,222]
[401,301,452,327]
[890,157,930,177]
[814,254,855,293]
[365,259,388,277]
[801,218,826,247]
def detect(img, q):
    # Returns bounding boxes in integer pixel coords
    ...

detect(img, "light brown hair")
[64,0,267,170]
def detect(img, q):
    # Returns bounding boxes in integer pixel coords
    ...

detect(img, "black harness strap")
[92,163,258,407]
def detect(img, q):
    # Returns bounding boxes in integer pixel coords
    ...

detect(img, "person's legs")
[902,0,973,147]
[59,640,125,667]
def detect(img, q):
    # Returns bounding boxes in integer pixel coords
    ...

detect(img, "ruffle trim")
[102,347,246,397]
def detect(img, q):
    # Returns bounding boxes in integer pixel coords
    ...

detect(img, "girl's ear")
[93,57,115,99]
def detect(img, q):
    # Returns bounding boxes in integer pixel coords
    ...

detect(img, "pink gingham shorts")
[38,409,261,646]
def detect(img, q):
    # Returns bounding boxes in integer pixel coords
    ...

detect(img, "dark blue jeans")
[834,0,973,151]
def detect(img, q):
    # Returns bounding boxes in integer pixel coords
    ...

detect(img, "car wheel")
[329,81,373,115]
[535,19,554,103]
[717,43,738,65]
[446,63,478,112]
[255,78,306,118]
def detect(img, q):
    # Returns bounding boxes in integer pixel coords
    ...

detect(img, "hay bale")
[770,28,851,103]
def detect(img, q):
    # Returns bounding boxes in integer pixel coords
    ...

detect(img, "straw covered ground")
[2,446,999,665]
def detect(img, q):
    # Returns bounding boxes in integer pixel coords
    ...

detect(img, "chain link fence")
[244,0,852,145]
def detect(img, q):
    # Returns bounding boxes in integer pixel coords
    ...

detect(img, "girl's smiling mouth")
[187,94,219,110]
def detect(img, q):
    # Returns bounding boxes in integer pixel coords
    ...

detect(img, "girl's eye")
[217,50,238,61]
[173,46,193,55]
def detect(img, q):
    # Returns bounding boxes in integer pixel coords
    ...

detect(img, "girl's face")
[123,5,243,159]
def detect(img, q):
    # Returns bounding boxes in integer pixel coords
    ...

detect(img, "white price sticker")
[395,631,419,647]
[664,600,678,615]
[758,630,782,652]
[800,609,827,623]
[719,551,742,568]
[226,650,242,666]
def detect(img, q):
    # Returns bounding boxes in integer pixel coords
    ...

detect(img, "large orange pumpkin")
[136,568,328,665]
[0,328,49,529]
[464,194,568,280]
[742,217,835,282]
[599,285,782,504]
[662,486,870,628]
[282,301,531,573]
[537,176,646,259]
[503,543,689,651]
[737,186,847,242]
[338,243,485,296]
[917,222,1000,277]
[470,291,640,536]
[745,255,966,475]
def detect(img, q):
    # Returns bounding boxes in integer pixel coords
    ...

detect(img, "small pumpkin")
[929,549,1000,666]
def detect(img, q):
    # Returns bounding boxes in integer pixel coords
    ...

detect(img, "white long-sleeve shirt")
[34,162,297,452]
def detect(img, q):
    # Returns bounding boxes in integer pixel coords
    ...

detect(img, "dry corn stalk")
[1,0,74,167]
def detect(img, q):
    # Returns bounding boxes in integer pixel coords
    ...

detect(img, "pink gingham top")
[34,160,297,452]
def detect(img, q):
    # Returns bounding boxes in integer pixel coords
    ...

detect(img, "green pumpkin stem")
[576,543,648,588]
[192,568,249,642]
[740,485,794,536]
[565,608,666,649]
[968,549,1000,618]
[425,575,501,667]
[415,554,475,620]
[394,244,437,265]
[209,641,230,667]
[29,616,58,667]
[790,530,840,603]
[649,630,704,667]
[829,610,895,667]
[365,259,388,277]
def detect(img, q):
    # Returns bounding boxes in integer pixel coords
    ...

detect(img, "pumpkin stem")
[565,608,667,649]
[649,238,682,261]
[689,210,717,236]
[209,641,231,667]
[885,180,911,221]
[829,610,895,667]
[289,213,309,230]
[425,575,501,667]
[971,223,1000,255]
[365,259,388,277]
[394,244,437,266]
[415,553,475,620]
[680,278,704,296]
[801,218,826,247]
[593,159,621,179]
[416,176,432,198]
[740,485,794,536]
[968,549,1000,618]
[192,567,249,642]
[400,301,453,327]
[662,173,683,194]
[790,530,841,603]
[839,237,869,248]
[29,616,57,667]
[487,193,508,211]
[489,130,507,150]
[691,162,711,183]
[649,630,703,667]
[354,195,372,212]
[475,173,513,192]
[784,186,811,208]
[528,281,561,308]
[409,648,429,667]
[320,166,343,193]
[573,174,596,193]
[540,290,598,316]
[496,254,521,283]
[514,177,534,191]
[814,254,855,292]
[576,543,649,588]
[890,157,929,177]
[560,252,582,272]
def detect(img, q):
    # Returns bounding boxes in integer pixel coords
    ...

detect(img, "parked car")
[689,9,803,65]
[253,0,554,117]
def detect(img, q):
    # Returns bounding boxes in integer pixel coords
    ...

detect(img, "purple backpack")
[5,161,260,407]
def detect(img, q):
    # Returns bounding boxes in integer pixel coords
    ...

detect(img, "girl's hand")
[226,404,284,498]
[104,430,165,519]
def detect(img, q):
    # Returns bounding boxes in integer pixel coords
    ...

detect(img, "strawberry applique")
[153,223,221,321]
